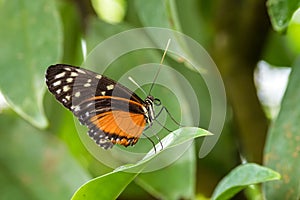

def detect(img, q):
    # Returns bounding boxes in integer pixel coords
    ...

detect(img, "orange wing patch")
[90,111,146,146]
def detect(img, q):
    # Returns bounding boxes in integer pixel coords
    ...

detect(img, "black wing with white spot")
[45,64,144,110]
[45,64,146,149]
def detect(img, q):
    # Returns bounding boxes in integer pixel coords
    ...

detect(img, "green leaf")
[0,0,62,128]
[287,8,300,54]
[136,146,196,200]
[71,127,211,200]
[135,0,173,29]
[72,171,137,200]
[267,0,300,32]
[0,111,90,200]
[135,0,212,47]
[261,31,297,66]
[171,0,212,46]
[85,17,132,52]
[91,0,127,24]
[134,0,212,75]
[212,163,280,200]
[121,127,212,171]
[263,57,300,199]
[57,0,83,65]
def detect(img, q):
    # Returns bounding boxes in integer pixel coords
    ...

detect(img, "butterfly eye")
[154,98,161,106]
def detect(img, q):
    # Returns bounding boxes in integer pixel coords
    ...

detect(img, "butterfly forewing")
[45,64,147,149]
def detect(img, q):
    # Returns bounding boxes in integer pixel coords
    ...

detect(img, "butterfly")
[45,64,167,150]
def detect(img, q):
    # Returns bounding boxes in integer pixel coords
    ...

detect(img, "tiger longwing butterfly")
[45,64,165,150]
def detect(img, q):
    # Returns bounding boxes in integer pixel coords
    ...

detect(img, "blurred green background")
[0,0,300,199]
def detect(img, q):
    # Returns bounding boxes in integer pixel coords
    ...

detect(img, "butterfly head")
[144,95,158,126]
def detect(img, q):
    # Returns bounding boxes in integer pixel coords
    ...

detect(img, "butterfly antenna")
[128,76,148,97]
[148,39,171,95]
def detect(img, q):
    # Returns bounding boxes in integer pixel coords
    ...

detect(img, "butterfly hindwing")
[45,64,147,149]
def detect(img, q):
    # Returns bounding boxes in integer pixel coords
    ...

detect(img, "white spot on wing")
[96,75,102,79]
[63,85,70,92]
[87,79,92,83]
[56,89,62,94]
[101,91,106,95]
[55,72,66,79]
[74,105,80,112]
[70,72,78,77]
[76,69,86,74]
[75,91,80,97]
[64,67,71,71]
[65,95,71,101]
[66,78,73,83]
[106,84,114,90]
[53,80,61,86]
[76,68,86,74]
[84,83,91,87]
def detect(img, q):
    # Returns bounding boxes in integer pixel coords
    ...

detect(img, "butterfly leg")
[142,132,157,153]
[143,125,163,152]
[155,106,182,127]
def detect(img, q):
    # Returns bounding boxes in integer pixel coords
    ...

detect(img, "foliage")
[0,0,299,199]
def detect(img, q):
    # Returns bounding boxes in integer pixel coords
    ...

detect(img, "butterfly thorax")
[143,95,155,126]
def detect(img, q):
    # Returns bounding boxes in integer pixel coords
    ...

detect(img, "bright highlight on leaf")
[91,0,127,24]
[287,8,300,53]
